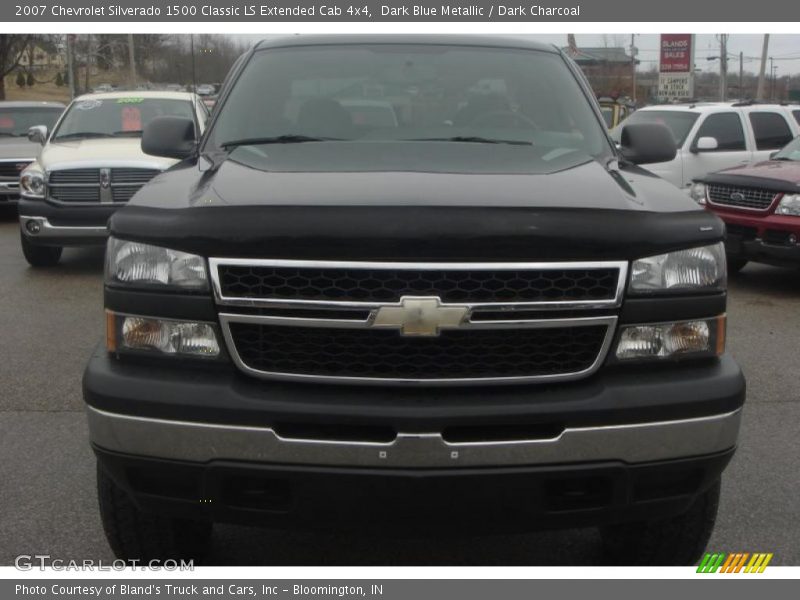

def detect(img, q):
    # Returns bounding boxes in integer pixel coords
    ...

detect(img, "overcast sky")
[237,34,800,76]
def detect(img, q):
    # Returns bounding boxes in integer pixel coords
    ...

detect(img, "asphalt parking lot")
[1,204,799,566]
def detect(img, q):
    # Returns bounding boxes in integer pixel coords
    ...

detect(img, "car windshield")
[0,106,63,136]
[611,110,700,146]
[208,44,612,159]
[772,136,800,160]
[53,97,194,140]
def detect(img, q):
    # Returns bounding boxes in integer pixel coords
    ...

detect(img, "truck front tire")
[97,462,213,562]
[20,232,62,267]
[599,478,720,566]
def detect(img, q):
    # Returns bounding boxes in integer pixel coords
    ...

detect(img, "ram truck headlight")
[776,194,800,216]
[614,316,726,362]
[629,242,726,294]
[106,237,208,291]
[20,168,45,199]
[106,311,222,359]
[689,182,707,204]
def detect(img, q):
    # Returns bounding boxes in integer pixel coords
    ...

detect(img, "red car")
[696,136,800,272]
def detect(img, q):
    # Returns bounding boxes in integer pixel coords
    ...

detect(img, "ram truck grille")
[47,168,160,204]
[707,184,779,211]
[211,259,625,385]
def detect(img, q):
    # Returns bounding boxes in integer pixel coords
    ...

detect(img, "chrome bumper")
[86,406,742,469]
[19,215,108,240]
[0,181,19,196]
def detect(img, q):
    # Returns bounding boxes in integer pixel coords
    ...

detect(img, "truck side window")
[749,112,794,150]
[693,113,745,151]
[793,110,800,126]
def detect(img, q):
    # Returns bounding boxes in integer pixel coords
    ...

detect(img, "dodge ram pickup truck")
[83,35,745,565]
[18,91,208,267]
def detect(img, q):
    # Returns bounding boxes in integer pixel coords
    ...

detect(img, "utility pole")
[770,57,775,100]
[66,34,76,99]
[719,34,728,101]
[127,34,136,88]
[756,34,769,100]
[630,33,637,103]
[739,51,744,100]
[190,34,197,91]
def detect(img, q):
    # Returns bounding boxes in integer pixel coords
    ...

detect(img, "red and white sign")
[660,34,694,73]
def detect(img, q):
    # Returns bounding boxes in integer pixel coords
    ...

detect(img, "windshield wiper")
[771,156,793,161]
[221,135,343,149]
[405,136,532,146]
[53,132,116,140]
[0,132,21,137]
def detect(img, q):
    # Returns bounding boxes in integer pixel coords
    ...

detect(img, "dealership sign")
[658,34,695,100]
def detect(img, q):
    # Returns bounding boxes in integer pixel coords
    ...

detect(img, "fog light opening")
[25,219,41,235]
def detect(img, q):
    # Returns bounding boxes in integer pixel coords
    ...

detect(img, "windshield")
[208,45,611,158]
[53,97,194,140]
[773,136,800,160]
[611,110,699,146]
[0,106,63,137]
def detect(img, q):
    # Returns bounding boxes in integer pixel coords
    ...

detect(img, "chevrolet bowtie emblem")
[372,296,469,337]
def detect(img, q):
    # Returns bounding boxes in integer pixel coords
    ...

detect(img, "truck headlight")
[689,182,707,204]
[629,242,726,294]
[20,169,45,199]
[106,311,222,359]
[106,237,208,291]
[614,316,726,361]
[776,193,800,216]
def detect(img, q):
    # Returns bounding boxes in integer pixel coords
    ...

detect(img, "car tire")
[599,478,721,566]
[727,257,748,274]
[97,462,213,562]
[20,232,62,267]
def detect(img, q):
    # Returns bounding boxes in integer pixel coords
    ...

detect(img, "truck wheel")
[727,257,748,274]
[20,232,62,267]
[599,479,720,566]
[97,462,212,562]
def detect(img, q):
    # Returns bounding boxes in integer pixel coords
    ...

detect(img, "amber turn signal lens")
[716,314,727,356]
[105,310,117,353]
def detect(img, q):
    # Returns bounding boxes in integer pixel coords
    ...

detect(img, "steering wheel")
[470,110,540,129]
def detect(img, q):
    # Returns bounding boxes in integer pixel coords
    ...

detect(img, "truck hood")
[0,137,39,160]
[38,137,176,171]
[112,141,723,261]
[705,159,800,189]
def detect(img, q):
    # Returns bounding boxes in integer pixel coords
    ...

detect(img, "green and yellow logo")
[697,552,773,573]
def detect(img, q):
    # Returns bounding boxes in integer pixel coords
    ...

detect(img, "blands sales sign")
[660,34,694,73]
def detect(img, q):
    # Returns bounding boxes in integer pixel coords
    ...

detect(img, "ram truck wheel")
[96,462,212,562]
[600,479,721,566]
[727,257,748,274]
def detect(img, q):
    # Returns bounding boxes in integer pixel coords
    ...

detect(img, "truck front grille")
[228,322,609,382]
[47,168,160,204]
[217,264,621,304]
[707,184,779,211]
[212,258,625,385]
[0,160,31,178]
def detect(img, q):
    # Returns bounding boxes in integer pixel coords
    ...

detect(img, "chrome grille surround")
[210,258,627,386]
[707,184,780,211]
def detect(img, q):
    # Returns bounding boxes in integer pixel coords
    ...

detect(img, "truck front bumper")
[18,198,114,246]
[84,349,745,531]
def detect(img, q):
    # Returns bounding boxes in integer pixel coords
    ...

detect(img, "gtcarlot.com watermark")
[15,554,194,571]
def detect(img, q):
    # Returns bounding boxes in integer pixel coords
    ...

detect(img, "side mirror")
[693,136,719,153]
[619,123,677,165]
[141,116,196,160]
[27,125,48,145]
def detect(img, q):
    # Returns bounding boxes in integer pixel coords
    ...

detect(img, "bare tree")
[0,34,33,99]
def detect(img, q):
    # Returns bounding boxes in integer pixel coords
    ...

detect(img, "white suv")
[611,101,800,191]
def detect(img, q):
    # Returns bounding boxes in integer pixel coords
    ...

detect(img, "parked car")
[0,101,65,205]
[598,96,635,129]
[195,83,216,96]
[611,101,800,191]
[85,35,744,565]
[693,135,800,272]
[18,91,210,267]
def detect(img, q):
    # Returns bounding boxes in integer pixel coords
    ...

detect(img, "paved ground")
[1,205,799,565]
